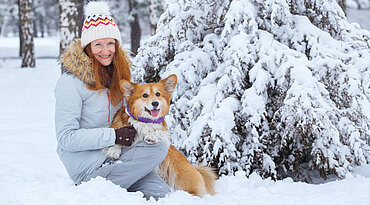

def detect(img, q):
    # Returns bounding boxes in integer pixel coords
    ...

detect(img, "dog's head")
[120,74,177,122]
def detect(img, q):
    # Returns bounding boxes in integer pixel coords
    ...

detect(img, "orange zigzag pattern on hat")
[82,17,117,32]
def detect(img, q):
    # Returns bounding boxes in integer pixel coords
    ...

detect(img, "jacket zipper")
[107,92,111,123]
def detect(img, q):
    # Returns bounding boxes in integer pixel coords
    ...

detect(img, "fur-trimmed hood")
[59,39,130,86]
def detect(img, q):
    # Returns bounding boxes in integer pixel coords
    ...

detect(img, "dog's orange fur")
[158,145,217,196]
[109,74,217,197]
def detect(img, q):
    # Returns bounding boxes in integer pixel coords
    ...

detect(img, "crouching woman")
[54,1,170,200]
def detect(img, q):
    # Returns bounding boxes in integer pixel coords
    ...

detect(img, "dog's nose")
[152,101,159,107]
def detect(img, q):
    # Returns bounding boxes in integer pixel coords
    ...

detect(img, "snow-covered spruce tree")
[132,0,370,182]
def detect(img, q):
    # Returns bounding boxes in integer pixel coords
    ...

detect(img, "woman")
[54,1,170,200]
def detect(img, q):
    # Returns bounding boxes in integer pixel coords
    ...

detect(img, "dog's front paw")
[144,135,159,144]
[104,145,122,159]
[144,130,171,144]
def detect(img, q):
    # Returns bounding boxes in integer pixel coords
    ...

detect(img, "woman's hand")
[114,126,137,146]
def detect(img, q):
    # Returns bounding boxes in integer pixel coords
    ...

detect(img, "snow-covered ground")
[1,31,370,204]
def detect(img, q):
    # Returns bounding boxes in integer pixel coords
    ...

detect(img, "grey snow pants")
[84,141,171,200]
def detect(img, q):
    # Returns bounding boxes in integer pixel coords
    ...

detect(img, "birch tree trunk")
[59,0,79,55]
[19,0,35,68]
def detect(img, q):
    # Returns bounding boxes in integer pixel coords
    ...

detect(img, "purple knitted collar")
[125,106,165,124]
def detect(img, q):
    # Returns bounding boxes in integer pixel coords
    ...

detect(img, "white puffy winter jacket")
[54,39,129,184]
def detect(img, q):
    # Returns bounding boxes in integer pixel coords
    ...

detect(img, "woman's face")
[91,38,116,66]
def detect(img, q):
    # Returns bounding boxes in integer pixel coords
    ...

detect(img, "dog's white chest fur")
[128,118,171,146]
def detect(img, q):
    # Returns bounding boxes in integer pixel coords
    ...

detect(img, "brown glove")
[114,126,137,146]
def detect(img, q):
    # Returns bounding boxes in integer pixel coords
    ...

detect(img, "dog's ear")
[161,74,177,93]
[120,80,136,97]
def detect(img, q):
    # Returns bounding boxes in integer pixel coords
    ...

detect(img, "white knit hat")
[81,1,121,49]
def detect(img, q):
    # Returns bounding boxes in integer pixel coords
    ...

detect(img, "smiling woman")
[55,1,171,200]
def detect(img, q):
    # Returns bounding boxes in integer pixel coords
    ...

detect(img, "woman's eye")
[143,93,148,98]
[156,92,161,97]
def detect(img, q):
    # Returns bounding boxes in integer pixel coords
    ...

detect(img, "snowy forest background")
[1,0,369,183]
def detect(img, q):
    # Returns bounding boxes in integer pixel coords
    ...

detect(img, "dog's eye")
[156,92,161,97]
[143,93,148,98]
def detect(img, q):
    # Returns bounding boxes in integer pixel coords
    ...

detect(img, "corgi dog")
[103,74,217,197]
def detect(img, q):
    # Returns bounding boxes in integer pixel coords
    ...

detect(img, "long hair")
[85,39,131,106]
